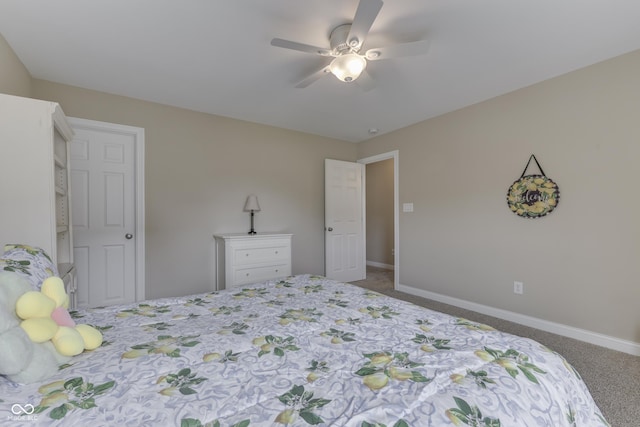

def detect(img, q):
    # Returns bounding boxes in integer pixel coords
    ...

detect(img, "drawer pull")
[246,273,250,277]
[246,254,249,256]
[275,251,278,254]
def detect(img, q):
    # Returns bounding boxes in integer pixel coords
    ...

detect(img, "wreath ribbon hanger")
[520,154,546,178]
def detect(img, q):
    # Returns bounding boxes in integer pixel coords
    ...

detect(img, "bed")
[1,273,608,426]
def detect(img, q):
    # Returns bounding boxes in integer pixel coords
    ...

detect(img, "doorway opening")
[358,150,399,291]
[68,117,145,308]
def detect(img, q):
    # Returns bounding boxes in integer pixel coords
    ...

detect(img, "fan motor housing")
[330,24,354,54]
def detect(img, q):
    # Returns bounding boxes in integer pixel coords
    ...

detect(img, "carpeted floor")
[351,266,640,427]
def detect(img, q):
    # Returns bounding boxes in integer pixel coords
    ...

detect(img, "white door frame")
[67,117,146,302]
[358,150,399,290]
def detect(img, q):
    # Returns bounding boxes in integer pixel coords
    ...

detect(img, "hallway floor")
[349,265,394,292]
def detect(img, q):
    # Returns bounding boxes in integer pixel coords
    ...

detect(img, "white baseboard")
[397,283,640,356]
[366,261,394,270]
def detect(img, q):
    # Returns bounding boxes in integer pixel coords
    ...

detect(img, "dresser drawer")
[232,263,291,287]
[232,244,289,266]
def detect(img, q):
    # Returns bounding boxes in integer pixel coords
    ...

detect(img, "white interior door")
[69,119,144,308]
[325,159,365,282]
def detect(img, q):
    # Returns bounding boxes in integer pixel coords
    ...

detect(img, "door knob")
[327,227,333,232]
[125,233,133,240]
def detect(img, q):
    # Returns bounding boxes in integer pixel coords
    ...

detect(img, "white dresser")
[214,233,292,290]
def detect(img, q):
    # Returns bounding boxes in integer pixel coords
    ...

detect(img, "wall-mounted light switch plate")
[402,203,414,213]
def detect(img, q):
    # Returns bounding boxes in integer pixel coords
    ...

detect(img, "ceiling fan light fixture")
[329,53,367,82]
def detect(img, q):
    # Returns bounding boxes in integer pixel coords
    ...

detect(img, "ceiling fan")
[270,0,430,90]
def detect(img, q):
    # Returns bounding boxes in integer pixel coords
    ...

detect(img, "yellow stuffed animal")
[0,271,68,384]
[16,277,102,356]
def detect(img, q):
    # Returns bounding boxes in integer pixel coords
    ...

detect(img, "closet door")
[70,124,137,308]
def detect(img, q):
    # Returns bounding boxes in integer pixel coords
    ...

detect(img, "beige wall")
[357,49,640,345]
[366,159,394,267]
[32,80,357,299]
[0,33,31,97]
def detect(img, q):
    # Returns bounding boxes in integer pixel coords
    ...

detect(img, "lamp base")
[248,210,257,235]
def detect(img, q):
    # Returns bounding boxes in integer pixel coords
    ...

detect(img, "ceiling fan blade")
[271,38,332,56]
[365,39,430,60]
[347,0,384,50]
[355,70,375,92]
[295,65,332,88]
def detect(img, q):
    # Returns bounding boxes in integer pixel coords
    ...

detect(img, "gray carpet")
[351,266,640,427]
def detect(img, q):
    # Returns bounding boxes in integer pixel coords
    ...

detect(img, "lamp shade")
[329,53,367,82]
[243,194,261,212]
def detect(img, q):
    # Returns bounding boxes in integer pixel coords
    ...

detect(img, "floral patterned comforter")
[0,275,608,426]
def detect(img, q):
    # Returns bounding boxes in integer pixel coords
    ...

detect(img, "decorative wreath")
[507,155,560,218]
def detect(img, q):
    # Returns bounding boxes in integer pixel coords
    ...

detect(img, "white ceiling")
[2,0,640,142]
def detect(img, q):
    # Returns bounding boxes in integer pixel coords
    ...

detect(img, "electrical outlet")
[513,281,524,295]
